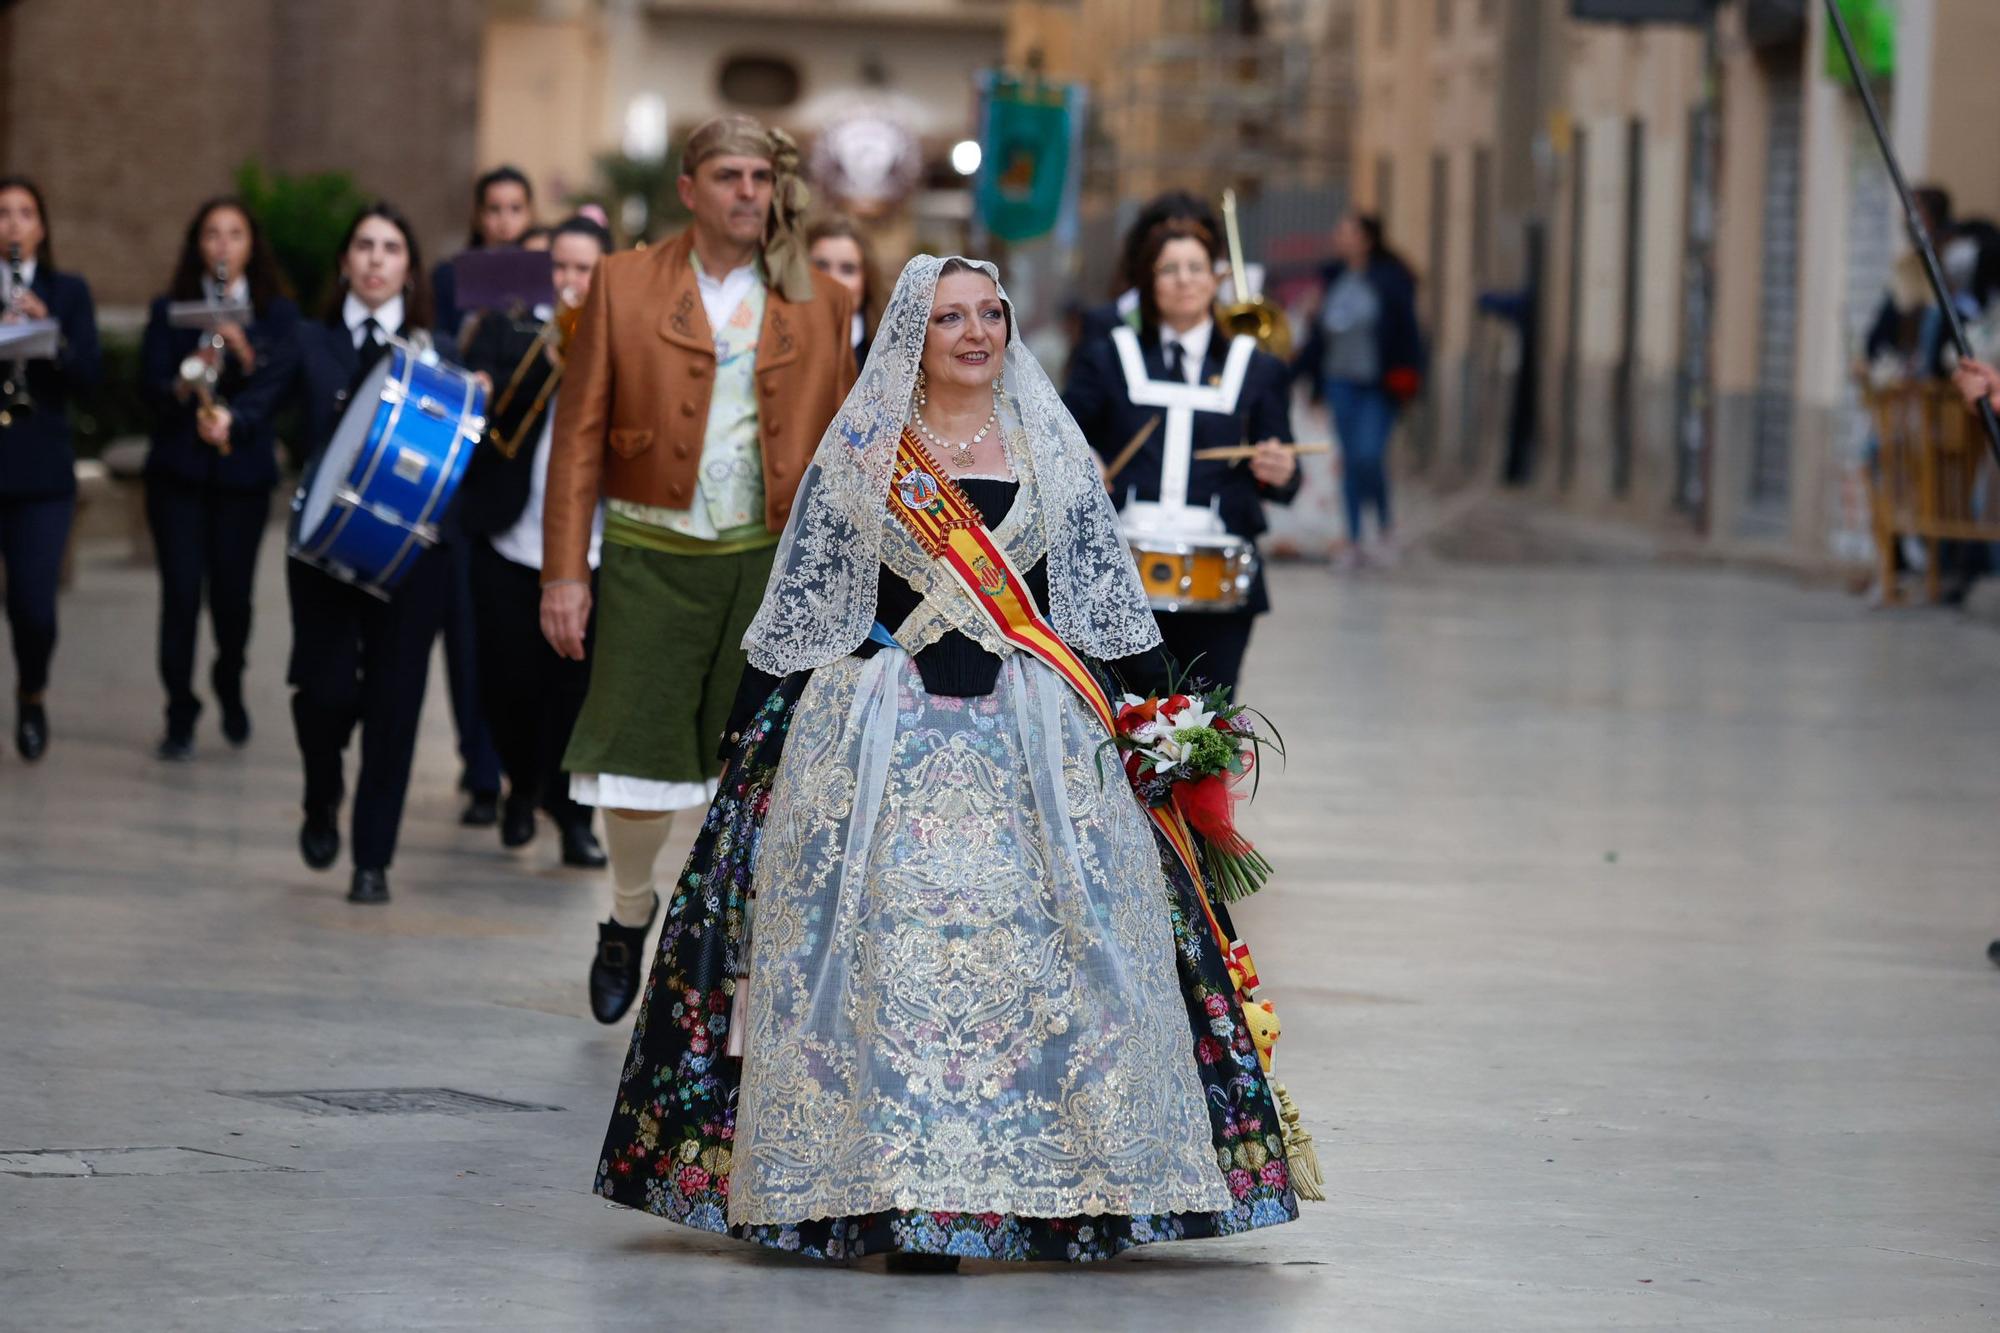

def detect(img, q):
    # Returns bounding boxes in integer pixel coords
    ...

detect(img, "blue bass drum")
[290,342,486,598]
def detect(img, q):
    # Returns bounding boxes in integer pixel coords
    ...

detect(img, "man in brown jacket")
[539,114,856,1022]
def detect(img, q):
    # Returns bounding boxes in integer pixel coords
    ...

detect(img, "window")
[1375,155,1395,233]
[717,55,801,110]
[1381,0,1397,46]
[1437,0,1454,37]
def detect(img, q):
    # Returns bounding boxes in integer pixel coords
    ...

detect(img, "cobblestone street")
[4,533,1999,1331]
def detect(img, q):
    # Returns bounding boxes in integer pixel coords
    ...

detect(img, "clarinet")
[1,243,34,427]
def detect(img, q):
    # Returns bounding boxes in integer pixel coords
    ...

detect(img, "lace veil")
[742,254,1160,674]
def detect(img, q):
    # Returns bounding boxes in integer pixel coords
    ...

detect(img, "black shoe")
[154,732,195,762]
[1989,939,2000,969]
[299,806,340,872]
[347,867,390,904]
[885,1253,962,1275]
[589,896,658,1024]
[15,702,47,762]
[500,798,537,849]
[460,790,500,828]
[559,821,608,869]
[219,701,251,747]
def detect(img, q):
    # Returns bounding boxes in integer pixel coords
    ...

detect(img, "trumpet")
[1218,189,1292,362]
[1,243,35,427]
[483,285,582,459]
[177,261,234,454]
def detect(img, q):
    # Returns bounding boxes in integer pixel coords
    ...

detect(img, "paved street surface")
[4,531,2000,1332]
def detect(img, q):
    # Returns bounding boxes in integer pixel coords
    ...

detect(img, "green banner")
[1827,0,1896,85]
[976,77,1073,244]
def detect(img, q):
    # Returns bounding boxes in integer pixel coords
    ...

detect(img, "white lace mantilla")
[742,254,1160,675]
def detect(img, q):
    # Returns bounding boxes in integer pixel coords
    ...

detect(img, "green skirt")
[562,537,777,786]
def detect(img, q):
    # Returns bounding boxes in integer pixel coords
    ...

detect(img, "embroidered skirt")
[593,656,1301,1262]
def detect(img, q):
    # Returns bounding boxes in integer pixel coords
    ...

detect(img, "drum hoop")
[373,371,481,585]
[305,350,417,561]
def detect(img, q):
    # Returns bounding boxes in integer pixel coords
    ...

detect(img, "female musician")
[431,167,535,826]
[1294,212,1423,568]
[593,256,1303,1266]
[140,197,300,760]
[458,215,610,868]
[286,203,453,905]
[807,214,881,364]
[1062,217,1298,693]
[0,177,101,763]
[431,165,536,344]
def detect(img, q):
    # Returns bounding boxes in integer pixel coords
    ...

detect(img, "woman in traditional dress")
[594,256,1304,1268]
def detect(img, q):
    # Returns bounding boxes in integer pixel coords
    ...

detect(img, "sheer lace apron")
[728,649,1232,1226]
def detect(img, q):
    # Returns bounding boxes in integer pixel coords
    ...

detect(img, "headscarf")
[742,254,1161,674]
[683,114,815,303]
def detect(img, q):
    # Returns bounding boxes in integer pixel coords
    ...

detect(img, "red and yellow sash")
[886,429,1261,997]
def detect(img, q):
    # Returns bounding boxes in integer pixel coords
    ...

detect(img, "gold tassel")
[1272,1079,1325,1202]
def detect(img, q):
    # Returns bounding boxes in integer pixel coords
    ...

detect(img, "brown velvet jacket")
[541,229,857,584]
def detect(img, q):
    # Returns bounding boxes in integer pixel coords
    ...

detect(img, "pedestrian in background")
[1294,212,1423,570]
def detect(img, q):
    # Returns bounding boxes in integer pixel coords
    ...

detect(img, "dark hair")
[1347,212,1413,280]
[1116,189,1222,296]
[1134,218,1220,340]
[806,213,882,341]
[552,214,612,254]
[0,175,54,270]
[937,257,1013,345]
[1914,185,1954,237]
[518,225,553,249]
[168,196,288,314]
[467,166,535,248]
[329,201,433,330]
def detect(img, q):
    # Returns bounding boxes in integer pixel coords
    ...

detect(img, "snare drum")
[1128,532,1258,613]
[290,343,486,598]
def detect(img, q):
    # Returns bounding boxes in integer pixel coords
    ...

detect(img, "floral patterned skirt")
[593,662,1301,1263]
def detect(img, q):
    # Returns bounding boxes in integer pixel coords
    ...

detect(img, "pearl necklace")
[914,403,997,470]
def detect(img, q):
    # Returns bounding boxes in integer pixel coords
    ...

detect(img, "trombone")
[1218,188,1292,362]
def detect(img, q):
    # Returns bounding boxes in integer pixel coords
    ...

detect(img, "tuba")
[1,244,35,427]
[1218,189,1292,362]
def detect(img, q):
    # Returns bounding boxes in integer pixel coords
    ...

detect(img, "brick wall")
[0,0,482,312]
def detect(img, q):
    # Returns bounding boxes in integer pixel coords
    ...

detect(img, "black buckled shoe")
[500,796,537,849]
[589,895,658,1025]
[299,805,341,872]
[460,790,500,828]
[15,701,47,762]
[347,867,390,905]
[559,821,608,869]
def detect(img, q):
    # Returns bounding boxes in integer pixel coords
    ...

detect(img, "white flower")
[1163,703,1216,732]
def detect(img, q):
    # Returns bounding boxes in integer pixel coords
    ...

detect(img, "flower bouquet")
[1105,682,1283,902]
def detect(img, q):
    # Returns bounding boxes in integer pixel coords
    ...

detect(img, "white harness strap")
[1109,325,1255,517]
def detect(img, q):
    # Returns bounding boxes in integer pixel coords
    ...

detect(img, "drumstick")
[1103,417,1160,482]
[1193,442,1334,461]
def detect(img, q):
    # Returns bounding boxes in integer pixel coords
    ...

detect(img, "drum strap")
[1109,325,1256,516]
[885,428,1253,984]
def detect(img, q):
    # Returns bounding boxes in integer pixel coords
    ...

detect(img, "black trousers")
[468,541,594,827]
[145,477,270,733]
[1155,609,1256,695]
[0,494,72,698]
[286,545,450,870]
[444,535,502,795]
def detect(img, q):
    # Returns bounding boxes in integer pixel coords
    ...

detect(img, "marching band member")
[1063,217,1298,694]
[140,197,300,760]
[434,167,537,826]
[806,213,881,364]
[458,215,610,868]
[286,203,454,905]
[0,177,101,763]
[1076,190,1222,346]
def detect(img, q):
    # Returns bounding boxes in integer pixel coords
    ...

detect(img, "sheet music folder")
[0,317,60,359]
